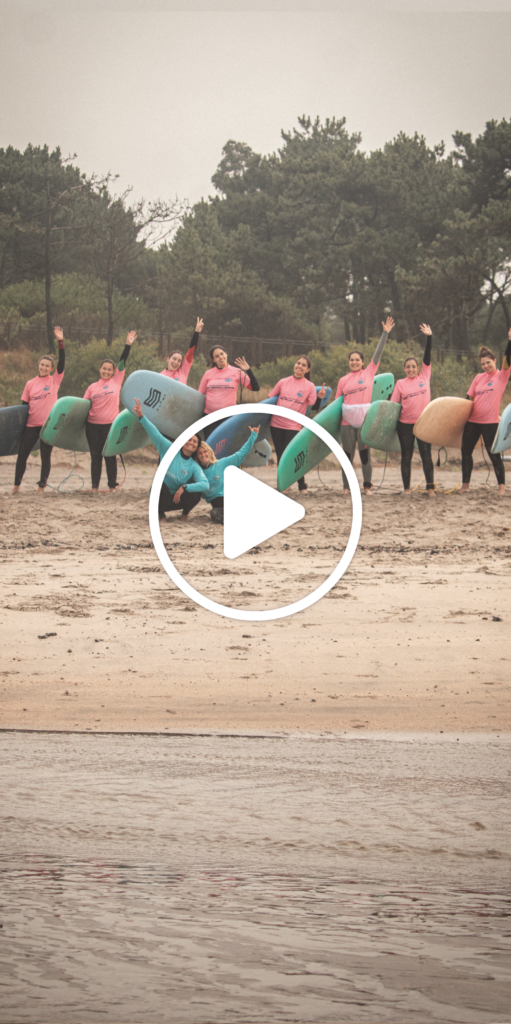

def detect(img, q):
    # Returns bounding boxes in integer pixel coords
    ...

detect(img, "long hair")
[295,354,312,381]
[209,345,228,368]
[479,345,496,361]
[195,440,217,465]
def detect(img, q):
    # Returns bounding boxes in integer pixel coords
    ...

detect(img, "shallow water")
[1,732,510,1023]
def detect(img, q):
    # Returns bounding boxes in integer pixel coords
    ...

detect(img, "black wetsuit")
[461,337,511,487]
[85,345,131,490]
[396,335,435,490]
[14,343,65,488]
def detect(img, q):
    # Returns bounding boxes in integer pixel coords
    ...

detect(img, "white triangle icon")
[223,465,305,559]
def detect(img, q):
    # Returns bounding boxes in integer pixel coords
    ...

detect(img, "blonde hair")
[195,441,217,465]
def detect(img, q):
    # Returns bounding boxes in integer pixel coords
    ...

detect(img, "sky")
[1,1,511,209]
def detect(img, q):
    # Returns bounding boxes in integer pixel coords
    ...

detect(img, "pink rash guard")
[335,360,378,426]
[22,371,65,428]
[391,364,431,424]
[198,365,252,414]
[467,367,511,424]
[84,367,125,424]
[269,376,318,431]
[161,331,199,385]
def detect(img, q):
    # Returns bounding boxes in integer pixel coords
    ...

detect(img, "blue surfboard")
[0,405,40,457]
[206,397,278,459]
[121,370,205,440]
[491,401,511,454]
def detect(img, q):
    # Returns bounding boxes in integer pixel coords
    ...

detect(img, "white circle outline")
[148,403,362,621]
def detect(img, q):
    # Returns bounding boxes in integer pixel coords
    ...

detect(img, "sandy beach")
[1,444,510,736]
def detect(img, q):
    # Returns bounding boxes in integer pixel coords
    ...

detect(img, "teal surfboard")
[40,397,91,452]
[277,372,394,491]
[242,438,271,468]
[360,400,402,453]
[491,402,511,454]
[102,409,151,457]
[121,370,204,439]
[0,405,40,457]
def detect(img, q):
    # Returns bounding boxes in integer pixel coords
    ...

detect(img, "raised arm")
[118,330,137,371]
[504,327,511,370]
[133,398,172,460]
[235,356,260,392]
[223,426,259,469]
[419,323,432,366]
[372,316,395,366]
[184,317,204,367]
[54,326,65,374]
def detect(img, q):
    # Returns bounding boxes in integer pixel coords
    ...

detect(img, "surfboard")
[0,405,40,457]
[121,370,205,439]
[242,438,272,468]
[39,397,91,452]
[102,409,152,457]
[276,372,395,491]
[205,396,279,459]
[414,396,472,448]
[360,400,402,453]
[491,401,511,454]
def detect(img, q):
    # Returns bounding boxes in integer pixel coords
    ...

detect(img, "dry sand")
[1,443,510,736]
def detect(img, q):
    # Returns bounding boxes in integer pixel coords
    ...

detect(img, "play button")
[223,465,305,559]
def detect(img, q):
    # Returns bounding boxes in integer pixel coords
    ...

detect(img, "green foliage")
[59,337,162,401]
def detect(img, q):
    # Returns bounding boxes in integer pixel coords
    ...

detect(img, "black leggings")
[14,425,52,487]
[159,484,202,518]
[396,421,435,490]
[85,421,117,490]
[270,425,307,489]
[461,421,505,486]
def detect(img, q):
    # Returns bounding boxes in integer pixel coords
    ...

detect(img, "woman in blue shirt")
[194,427,260,524]
[133,398,208,521]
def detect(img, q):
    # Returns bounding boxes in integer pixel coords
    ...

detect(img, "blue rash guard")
[201,432,257,502]
[141,415,208,495]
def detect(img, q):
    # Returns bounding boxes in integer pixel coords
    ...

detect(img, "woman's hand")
[249,425,260,434]
[173,486,184,504]
[196,317,204,333]
[235,356,250,371]
[317,383,327,399]
[508,327,511,341]
[419,323,432,336]
[382,317,395,334]
[133,398,143,420]
[54,326,64,342]
[126,331,137,346]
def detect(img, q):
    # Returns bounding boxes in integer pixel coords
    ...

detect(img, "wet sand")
[1,446,510,736]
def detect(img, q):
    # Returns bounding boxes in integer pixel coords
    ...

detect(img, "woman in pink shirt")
[83,331,136,492]
[460,331,511,496]
[335,317,395,495]
[161,317,204,384]
[391,323,435,498]
[269,356,327,491]
[12,326,66,495]
[198,345,260,438]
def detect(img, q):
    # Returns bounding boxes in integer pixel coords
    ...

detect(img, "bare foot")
[458,484,470,493]
[402,489,412,497]
[179,513,189,522]
[427,489,436,499]
[11,486,20,495]
[340,489,350,497]
[363,487,374,496]
[37,486,45,495]
[498,484,505,497]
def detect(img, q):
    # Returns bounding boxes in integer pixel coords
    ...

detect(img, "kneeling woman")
[335,317,394,495]
[391,323,435,498]
[133,399,207,520]
[268,356,327,491]
[194,426,260,523]
[83,331,136,492]
[161,317,204,384]
[198,346,260,437]
[460,330,511,497]
[12,326,66,495]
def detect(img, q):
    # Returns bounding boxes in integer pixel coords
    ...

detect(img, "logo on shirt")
[103,384,109,390]
[225,377,232,382]
[358,379,364,384]
[297,391,303,397]
[419,383,424,388]
[488,382,493,387]
[43,386,50,392]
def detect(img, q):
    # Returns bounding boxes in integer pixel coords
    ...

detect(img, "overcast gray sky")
[1,2,510,207]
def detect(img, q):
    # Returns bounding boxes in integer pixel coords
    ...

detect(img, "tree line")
[1,115,511,357]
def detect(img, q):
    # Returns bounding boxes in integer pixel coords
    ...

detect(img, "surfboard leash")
[45,450,85,493]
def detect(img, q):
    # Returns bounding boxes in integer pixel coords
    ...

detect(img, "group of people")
[10,314,511,514]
